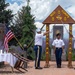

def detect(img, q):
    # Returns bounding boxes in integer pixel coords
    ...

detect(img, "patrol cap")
[56,33,61,36]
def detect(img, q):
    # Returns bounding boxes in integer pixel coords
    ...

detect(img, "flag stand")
[14,36,24,50]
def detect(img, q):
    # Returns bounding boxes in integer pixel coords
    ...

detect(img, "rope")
[57,13,73,37]
[60,19,69,34]
[60,18,73,37]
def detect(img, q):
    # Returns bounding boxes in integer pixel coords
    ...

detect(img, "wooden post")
[44,24,50,68]
[68,24,73,68]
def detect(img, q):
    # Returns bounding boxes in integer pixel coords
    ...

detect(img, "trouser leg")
[38,46,42,67]
[58,49,62,67]
[35,49,38,68]
[55,49,59,67]
[34,45,42,68]
[55,48,62,67]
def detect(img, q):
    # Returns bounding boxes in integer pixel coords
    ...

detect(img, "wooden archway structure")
[42,5,75,68]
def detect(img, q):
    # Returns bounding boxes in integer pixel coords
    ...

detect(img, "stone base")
[44,63,50,68]
[68,63,73,68]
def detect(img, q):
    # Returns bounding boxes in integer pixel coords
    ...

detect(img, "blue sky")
[6,0,75,38]
[6,0,22,5]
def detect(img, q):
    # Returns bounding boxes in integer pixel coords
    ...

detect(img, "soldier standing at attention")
[52,33,65,68]
[34,28,50,69]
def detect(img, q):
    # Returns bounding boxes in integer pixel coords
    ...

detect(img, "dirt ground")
[0,61,75,75]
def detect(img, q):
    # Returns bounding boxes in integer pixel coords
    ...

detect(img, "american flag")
[4,25,14,51]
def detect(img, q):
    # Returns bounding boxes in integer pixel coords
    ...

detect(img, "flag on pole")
[4,25,14,51]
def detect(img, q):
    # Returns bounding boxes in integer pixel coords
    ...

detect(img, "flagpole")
[14,36,24,50]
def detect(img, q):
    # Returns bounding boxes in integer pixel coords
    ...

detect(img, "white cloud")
[30,0,53,21]
[7,2,20,14]
[34,22,43,28]
[6,0,75,37]
[7,0,75,21]
[66,6,75,19]
[11,0,26,3]
[7,1,27,14]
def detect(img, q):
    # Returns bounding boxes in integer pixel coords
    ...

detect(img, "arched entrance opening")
[42,5,75,68]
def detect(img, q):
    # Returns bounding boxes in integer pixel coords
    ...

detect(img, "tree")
[20,6,36,45]
[11,0,36,60]
[12,1,36,45]
[0,0,13,24]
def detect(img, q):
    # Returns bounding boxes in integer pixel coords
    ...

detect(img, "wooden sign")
[43,5,75,24]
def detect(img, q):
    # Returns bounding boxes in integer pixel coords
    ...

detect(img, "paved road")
[0,61,75,75]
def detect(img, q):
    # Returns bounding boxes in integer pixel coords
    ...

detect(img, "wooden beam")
[44,24,50,68]
[68,24,73,68]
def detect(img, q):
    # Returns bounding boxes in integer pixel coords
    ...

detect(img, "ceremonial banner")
[4,25,14,51]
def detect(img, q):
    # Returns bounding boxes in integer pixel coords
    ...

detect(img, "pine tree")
[20,6,36,45]
[0,0,13,24]
[11,0,36,59]
[12,0,36,45]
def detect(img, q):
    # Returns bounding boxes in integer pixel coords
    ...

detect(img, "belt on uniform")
[56,47,62,49]
[35,45,41,47]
